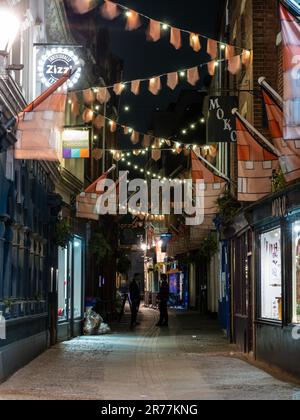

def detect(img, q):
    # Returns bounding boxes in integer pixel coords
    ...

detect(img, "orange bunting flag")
[149,77,161,95]
[187,67,200,86]
[109,120,117,133]
[167,72,178,90]
[236,116,279,202]
[207,61,216,76]
[82,108,94,123]
[143,134,151,148]
[147,19,161,42]
[190,33,201,52]
[170,27,182,50]
[113,83,125,95]
[131,79,141,95]
[126,10,142,31]
[280,4,300,140]
[76,170,109,220]
[83,88,95,105]
[207,39,218,59]
[225,45,235,60]
[93,114,105,130]
[242,49,251,66]
[101,0,120,20]
[262,87,300,183]
[97,87,111,104]
[92,148,103,160]
[131,130,140,145]
[191,151,227,215]
[69,0,96,14]
[228,55,242,75]
[112,151,122,162]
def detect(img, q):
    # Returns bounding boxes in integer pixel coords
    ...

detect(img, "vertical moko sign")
[207,97,237,143]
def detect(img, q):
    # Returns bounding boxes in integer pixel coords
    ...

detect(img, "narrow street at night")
[2,0,300,405]
[0,307,299,401]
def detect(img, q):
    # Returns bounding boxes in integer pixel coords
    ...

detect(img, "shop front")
[247,183,300,376]
[57,236,85,342]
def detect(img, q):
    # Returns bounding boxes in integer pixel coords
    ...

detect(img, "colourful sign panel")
[62,129,90,159]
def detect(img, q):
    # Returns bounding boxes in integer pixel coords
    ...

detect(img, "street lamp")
[0,9,20,73]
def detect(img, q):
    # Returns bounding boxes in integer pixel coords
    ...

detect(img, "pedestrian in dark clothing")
[129,277,141,327]
[156,274,169,327]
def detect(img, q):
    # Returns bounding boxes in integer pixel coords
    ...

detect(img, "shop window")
[73,238,83,319]
[293,222,300,324]
[58,247,68,322]
[260,228,282,321]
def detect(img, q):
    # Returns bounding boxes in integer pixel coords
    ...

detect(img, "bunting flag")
[149,77,162,95]
[113,82,125,95]
[236,116,279,202]
[83,88,95,105]
[100,0,120,19]
[228,55,242,75]
[15,72,70,161]
[207,39,218,59]
[207,61,216,76]
[131,130,140,145]
[147,19,161,42]
[68,0,97,14]
[191,151,227,215]
[96,87,111,104]
[131,79,141,95]
[167,72,179,90]
[187,67,200,86]
[76,170,109,220]
[190,33,201,52]
[280,3,300,140]
[125,10,142,31]
[170,27,182,50]
[262,86,300,183]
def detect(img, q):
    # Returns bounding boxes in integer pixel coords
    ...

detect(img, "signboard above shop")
[62,129,90,159]
[207,96,237,143]
[37,47,82,88]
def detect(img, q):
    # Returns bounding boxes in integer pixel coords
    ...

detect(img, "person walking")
[129,275,141,328]
[156,274,169,327]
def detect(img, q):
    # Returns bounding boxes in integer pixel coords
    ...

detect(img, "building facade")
[214,0,300,376]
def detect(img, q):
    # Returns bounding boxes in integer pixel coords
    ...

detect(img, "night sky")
[101,0,222,131]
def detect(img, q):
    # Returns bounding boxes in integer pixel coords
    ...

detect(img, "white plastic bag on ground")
[84,307,102,335]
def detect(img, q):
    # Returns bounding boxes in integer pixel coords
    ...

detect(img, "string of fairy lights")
[99,0,249,52]
[74,51,249,94]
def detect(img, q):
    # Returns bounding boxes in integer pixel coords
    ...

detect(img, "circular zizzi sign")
[38,48,82,88]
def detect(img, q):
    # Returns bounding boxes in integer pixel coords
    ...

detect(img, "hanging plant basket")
[53,219,72,248]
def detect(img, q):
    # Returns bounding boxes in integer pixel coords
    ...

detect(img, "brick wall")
[252,0,281,131]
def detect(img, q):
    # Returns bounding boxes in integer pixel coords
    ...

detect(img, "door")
[233,230,253,353]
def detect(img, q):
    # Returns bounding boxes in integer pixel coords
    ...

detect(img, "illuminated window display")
[260,228,282,320]
[57,238,83,323]
[293,222,300,324]
[58,247,68,321]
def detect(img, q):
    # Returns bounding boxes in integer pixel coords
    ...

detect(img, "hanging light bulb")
[162,23,169,30]
[125,10,132,17]
[220,44,226,50]
[180,71,186,78]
